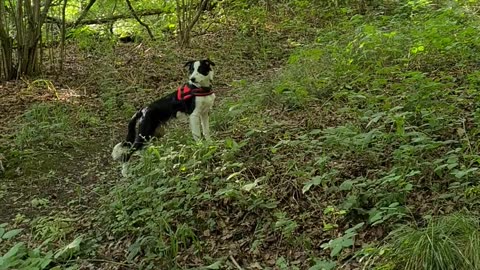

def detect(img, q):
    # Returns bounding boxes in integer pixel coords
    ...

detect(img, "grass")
[387,214,480,270]
[14,102,100,151]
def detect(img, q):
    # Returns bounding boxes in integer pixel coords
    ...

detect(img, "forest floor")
[0,41,292,269]
[4,6,480,268]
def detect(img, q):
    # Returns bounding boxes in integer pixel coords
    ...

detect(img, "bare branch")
[125,0,154,40]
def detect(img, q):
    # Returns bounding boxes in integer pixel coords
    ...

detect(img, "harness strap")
[177,84,213,101]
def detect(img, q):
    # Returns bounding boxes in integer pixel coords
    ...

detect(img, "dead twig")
[229,255,243,270]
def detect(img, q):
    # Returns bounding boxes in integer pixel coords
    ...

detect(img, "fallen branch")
[229,255,243,270]
[47,9,167,28]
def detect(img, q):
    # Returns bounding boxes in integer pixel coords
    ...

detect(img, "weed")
[101,137,279,267]
[32,215,76,243]
[321,222,364,258]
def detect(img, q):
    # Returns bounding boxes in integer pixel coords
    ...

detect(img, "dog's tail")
[112,110,143,162]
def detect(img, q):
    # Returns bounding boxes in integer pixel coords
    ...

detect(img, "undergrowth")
[14,102,100,150]
[98,2,480,268]
[3,1,480,269]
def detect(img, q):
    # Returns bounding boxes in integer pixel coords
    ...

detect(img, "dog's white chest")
[195,94,216,112]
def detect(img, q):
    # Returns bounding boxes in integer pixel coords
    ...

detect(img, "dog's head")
[184,59,215,88]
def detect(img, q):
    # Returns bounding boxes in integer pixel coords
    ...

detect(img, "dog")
[112,59,216,173]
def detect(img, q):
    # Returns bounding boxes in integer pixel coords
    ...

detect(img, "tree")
[175,0,209,47]
[0,0,53,80]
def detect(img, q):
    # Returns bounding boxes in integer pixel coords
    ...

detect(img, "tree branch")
[125,0,154,40]
[188,0,208,30]
[73,0,96,27]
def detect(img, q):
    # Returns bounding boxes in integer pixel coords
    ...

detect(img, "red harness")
[176,84,213,101]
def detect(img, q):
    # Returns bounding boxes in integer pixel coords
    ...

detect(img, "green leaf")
[339,180,354,191]
[369,211,383,224]
[54,236,83,259]
[452,167,478,179]
[302,176,324,194]
[205,261,222,269]
[309,259,336,270]
[330,244,342,257]
[341,238,354,247]
[2,229,23,240]
[345,222,364,234]
[3,242,25,259]
[40,258,53,269]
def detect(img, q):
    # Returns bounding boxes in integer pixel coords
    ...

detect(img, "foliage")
[321,222,364,257]
[4,0,480,269]
[386,214,480,270]
[15,102,98,150]
[0,223,82,270]
[101,137,278,268]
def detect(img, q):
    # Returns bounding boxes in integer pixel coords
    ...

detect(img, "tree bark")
[0,0,15,80]
[0,0,52,80]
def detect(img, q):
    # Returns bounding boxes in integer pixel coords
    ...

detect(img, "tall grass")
[387,214,480,270]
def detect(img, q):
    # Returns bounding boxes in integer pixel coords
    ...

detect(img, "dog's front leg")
[189,112,202,141]
[200,112,211,140]
[199,94,215,141]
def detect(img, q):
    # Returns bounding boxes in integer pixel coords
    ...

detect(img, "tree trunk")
[60,0,67,73]
[0,39,15,80]
[176,0,209,47]
[0,0,53,80]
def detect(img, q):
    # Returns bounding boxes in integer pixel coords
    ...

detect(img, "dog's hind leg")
[129,115,158,156]
[112,110,144,162]
[126,110,143,145]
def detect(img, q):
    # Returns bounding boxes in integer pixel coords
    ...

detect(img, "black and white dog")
[112,59,216,173]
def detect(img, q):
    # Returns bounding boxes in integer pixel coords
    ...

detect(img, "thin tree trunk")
[0,0,14,80]
[60,0,67,73]
[176,0,209,47]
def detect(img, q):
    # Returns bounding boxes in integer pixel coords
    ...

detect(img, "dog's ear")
[184,61,194,68]
[205,59,215,66]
